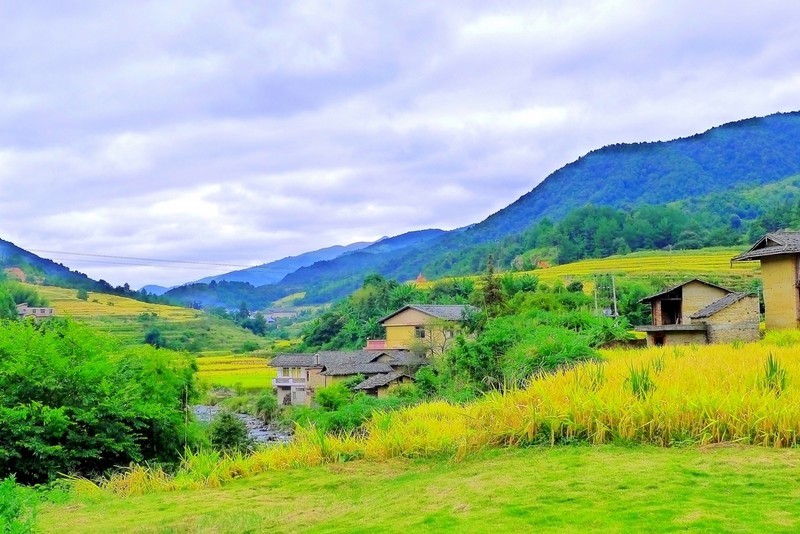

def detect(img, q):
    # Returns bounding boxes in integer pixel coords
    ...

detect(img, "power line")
[30,249,250,268]
[46,257,235,271]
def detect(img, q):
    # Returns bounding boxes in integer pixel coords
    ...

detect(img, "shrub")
[209,411,251,453]
[315,384,352,411]
[0,476,36,533]
[255,393,279,423]
[0,319,197,483]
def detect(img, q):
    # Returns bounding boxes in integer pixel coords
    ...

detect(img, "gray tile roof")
[321,362,395,376]
[733,232,800,261]
[690,292,753,319]
[378,350,427,366]
[353,371,411,390]
[639,278,732,304]
[379,304,477,323]
[270,353,319,367]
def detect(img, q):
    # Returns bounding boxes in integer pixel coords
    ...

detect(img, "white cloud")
[1,1,799,287]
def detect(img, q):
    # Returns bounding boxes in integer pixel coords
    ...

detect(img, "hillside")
[33,284,267,352]
[0,238,104,290]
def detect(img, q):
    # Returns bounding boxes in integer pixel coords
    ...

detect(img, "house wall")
[385,324,417,349]
[682,282,729,324]
[702,296,761,344]
[647,331,707,346]
[383,309,453,351]
[761,255,800,329]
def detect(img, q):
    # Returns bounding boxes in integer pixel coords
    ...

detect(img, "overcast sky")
[1,1,799,288]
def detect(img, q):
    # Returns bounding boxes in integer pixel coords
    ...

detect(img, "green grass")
[38,445,800,532]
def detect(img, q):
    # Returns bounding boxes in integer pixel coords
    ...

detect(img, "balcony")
[273,377,307,387]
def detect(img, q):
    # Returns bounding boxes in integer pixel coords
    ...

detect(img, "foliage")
[0,476,36,533]
[208,411,252,453]
[0,319,198,484]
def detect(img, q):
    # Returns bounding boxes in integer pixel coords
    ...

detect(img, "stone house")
[270,349,425,406]
[635,279,759,346]
[732,231,800,329]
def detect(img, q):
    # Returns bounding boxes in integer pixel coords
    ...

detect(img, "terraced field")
[30,285,267,352]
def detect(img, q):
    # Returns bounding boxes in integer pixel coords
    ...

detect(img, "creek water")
[193,405,292,444]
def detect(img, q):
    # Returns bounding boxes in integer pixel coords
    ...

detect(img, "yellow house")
[733,232,800,329]
[635,279,759,346]
[378,304,474,352]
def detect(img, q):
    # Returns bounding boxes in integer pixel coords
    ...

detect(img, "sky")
[2,0,800,289]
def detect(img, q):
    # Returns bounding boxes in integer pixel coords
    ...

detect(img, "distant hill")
[141,284,171,296]
[190,241,372,287]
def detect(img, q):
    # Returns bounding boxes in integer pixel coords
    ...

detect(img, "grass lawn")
[38,445,800,533]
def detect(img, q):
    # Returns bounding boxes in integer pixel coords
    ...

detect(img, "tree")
[76,288,89,301]
[144,327,166,348]
[478,256,505,317]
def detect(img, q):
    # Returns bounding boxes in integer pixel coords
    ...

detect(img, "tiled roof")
[270,353,319,367]
[379,304,477,323]
[732,232,800,261]
[639,279,732,303]
[321,362,395,376]
[380,350,426,366]
[353,371,410,390]
[690,292,753,319]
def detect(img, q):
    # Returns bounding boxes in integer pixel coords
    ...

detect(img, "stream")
[193,405,292,444]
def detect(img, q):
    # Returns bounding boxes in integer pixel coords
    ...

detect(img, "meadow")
[38,446,800,532]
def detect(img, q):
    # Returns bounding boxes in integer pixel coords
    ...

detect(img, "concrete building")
[635,279,759,346]
[376,304,475,354]
[732,232,800,329]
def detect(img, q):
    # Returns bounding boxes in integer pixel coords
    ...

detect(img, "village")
[268,231,800,407]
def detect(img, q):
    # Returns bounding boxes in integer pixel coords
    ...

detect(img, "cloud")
[1,1,799,287]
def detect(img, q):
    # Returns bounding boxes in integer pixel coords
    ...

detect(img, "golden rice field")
[83,331,800,496]
[418,247,759,288]
[34,284,201,319]
[196,354,276,391]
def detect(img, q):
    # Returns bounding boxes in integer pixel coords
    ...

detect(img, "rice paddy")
[196,354,276,392]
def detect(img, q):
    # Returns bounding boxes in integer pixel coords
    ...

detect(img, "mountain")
[190,241,373,287]
[167,110,800,307]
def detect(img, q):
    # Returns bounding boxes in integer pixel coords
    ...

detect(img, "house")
[732,231,800,329]
[353,371,414,397]
[16,303,55,320]
[635,279,759,346]
[270,349,426,406]
[374,304,475,353]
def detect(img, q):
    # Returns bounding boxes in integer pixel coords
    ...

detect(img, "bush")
[255,393,279,423]
[209,411,251,453]
[315,383,352,411]
[0,319,198,483]
[0,476,36,533]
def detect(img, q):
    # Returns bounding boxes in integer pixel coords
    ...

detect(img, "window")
[282,367,289,377]
[414,326,426,339]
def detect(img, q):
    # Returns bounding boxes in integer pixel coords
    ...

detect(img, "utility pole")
[611,275,619,318]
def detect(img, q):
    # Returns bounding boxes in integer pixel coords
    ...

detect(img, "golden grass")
[83,334,800,496]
